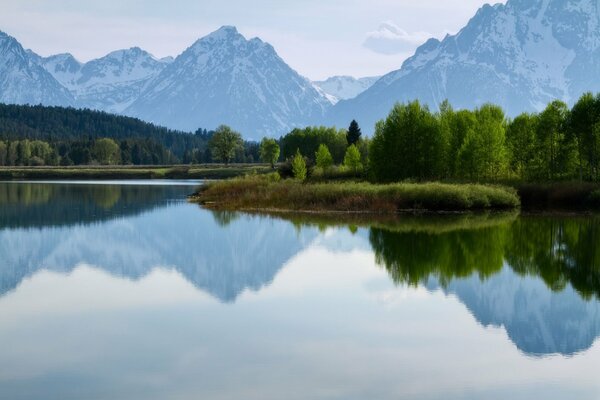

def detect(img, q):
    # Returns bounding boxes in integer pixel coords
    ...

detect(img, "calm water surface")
[0,181,599,400]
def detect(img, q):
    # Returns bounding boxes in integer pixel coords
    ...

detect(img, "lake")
[0,181,599,400]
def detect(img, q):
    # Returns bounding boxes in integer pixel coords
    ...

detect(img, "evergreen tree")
[347,120,362,146]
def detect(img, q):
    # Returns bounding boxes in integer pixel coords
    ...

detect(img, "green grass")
[0,165,272,180]
[192,174,521,213]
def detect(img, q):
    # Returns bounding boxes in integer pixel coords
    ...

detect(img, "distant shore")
[0,165,271,180]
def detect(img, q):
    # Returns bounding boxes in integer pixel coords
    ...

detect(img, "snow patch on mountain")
[125,26,331,137]
[329,0,600,133]
[313,75,380,104]
[0,31,74,107]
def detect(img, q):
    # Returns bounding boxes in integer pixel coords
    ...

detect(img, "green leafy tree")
[0,140,6,166]
[209,125,243,165]
[507,113,538,179]
[281,126,347,164]
[259,138,280,169]
[474,104,508,180]
[291,149,307,181]
[17,140,31,166]
[344,144,362,172]
[347,120,362,146]
[369,101,446,182]
[534,101,576,180]
[569,93,600,180]
[93,138,121,165]
[315,144,334,169]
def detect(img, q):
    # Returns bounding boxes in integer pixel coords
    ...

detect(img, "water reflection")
[0,182,600,359]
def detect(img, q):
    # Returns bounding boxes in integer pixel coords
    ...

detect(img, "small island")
[192,97,600,213]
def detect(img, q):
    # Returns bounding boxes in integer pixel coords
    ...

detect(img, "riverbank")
[0,165,271,180]
[192,175,520,212]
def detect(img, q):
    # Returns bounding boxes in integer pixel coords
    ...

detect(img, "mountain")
[0,31,74,107]
[125,26,331,138]
[41,48,170,113]
[313,76,380,104]
[329,0,600,132]
[426,268,600,356]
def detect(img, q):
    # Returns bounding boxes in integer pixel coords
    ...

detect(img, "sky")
[0,0,502,81]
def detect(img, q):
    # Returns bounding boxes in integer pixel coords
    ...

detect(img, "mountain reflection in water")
[0,182,599,357]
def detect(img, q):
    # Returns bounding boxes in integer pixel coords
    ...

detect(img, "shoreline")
[0,165,271,180]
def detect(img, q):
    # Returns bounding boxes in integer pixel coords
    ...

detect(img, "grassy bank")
[0,165,271,180]
[192,175,520,213]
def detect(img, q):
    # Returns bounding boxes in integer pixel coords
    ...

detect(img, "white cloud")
[363,21,432,55]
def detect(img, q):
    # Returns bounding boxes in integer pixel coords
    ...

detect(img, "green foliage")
[259,138,280,168]
[506,113,537,178]
[281,126,347,164]
[291,150,307,181]
[569,92,600,180]
[369,101,447,182]
[343,144,362,172]
[209,125,243,165]
[92,138,121,165]
[347,120,362,146]
[315,144,334,169]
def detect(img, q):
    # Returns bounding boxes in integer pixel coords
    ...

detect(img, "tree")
[291,149,307,181]
[347,120,362,146]
[315,144,334,169]
[209,125,243,165]
[259,138,280,169]
[473,104,507,180]
[7,141,18,166]
[569,93,600,180]
[93,138,121,165]
[281,126,347,164]
[506,113,537,179]
[0,140,6,166]
[344,144,362,172]
[368,101,446,182]
[17,140,31,166]
[534,101,576,180]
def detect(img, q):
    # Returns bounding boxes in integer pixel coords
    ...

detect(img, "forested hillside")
[0,104,259,165]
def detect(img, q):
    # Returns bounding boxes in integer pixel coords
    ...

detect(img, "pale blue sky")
[0,0,502,80]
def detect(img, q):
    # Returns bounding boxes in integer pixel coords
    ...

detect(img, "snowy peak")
[313,75,380,103]
[0,30,74,106]
[78,47,165,87]
[330,0,600,131]
[126,26,331,136]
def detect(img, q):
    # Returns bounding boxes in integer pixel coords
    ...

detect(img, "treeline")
[0,104,260,165]
[370,93,600,182]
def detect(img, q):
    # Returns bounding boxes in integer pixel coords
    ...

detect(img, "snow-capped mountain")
[427,267,600,356]
[0,31,74,107]
[40,48,170,113]
[329,0,600,132]
[125,26,331,137]
[313,75,380,104]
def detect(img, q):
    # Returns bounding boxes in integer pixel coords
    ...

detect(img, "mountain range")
[1,0,599,137]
